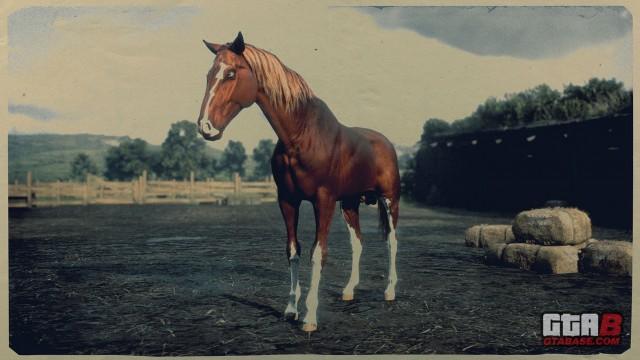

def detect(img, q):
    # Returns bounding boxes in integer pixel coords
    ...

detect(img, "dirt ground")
[9,202,632,355]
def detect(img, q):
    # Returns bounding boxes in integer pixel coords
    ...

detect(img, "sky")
[6,4,633,151]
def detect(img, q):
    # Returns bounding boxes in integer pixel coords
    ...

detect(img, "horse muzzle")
[198,119,224,141]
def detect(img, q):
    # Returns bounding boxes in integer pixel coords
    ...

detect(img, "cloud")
[5,4,633,149]
[8,6,197,72]
[8,103,58,121]
[360,6,632,59]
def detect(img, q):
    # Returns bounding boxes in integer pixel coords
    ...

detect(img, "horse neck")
[255,92,337,150]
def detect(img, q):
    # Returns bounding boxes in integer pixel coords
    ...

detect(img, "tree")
[218,140,247,178]
[445,78,630,135]
[399,154,415,196]
[252,139,276,180]
[559,78,629,120]
[527,84,561,123]
[201,156,219,180]
[450,115,480,134]
[104,138,152,180]
[70,153,98,181]
[157,120,210,180]
[419,118,451,144]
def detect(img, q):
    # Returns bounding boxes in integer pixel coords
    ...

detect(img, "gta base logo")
[542,313,622,346]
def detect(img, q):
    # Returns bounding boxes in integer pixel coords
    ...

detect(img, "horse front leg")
[279,197,301,320]
[302,193,336,332]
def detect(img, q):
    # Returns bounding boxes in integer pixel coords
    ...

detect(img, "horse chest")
[283,153,327,197]
[272,146,323,197]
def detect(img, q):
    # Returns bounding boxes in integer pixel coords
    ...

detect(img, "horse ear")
[203,40,222,54]
[229,32,245,55]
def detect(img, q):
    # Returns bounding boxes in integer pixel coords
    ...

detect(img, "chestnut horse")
[197,32,400,332]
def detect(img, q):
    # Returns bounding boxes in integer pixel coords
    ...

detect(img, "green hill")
[8,133,223,183]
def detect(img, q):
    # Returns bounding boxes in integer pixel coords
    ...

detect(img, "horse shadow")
[220,293,299,325]
[221,287,392,328]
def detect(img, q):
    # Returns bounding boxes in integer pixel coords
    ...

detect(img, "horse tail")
[378,197,391,240]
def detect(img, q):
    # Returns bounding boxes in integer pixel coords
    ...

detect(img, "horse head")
[197,32,258,141]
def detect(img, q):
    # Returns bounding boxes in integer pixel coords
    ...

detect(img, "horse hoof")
[302,323,317,332]
[284,312,298,321]
[384,292,395,301]
[342,293,354,301]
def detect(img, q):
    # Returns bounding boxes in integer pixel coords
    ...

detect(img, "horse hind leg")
[340,199,362,301]
[378,196,398,301]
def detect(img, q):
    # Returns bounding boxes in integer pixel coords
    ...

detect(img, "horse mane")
[242,44,314,113]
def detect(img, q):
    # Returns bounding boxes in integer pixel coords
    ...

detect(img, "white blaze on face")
[203,62,230,122]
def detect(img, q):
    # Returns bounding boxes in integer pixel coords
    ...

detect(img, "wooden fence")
[8,171,278,208]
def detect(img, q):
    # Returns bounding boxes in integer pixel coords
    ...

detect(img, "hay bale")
[465,225,482,247]
[484,243,507,264]
[579,241,632,276]
[512,208,591,245]
[502,243,541,270]
[572,238,598,251]
[465,224,515,248]
[533,246,579,274]
[479,225,515,247]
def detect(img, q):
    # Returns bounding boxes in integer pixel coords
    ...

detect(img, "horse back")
[347,126,399,171]
[270,119,399,199]
[338,126,400,196]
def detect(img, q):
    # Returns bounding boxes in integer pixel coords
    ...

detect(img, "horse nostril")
[199,120,217,137]
[198,120,209,133]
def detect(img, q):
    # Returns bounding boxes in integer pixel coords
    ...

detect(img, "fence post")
[56,180,61,206]
[26,171,33,207]
[83,176,89,206]
[234,172,241,194]
[136,177,141,204]
[131,180,137,204]
[172,179,177,200]
[140,170,147,204]
[190,171,195,204]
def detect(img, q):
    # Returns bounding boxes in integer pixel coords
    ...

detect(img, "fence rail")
[8,171,277,208]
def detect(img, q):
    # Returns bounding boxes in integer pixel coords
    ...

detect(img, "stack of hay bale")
[464,208,632,276]
[465,224,516,248]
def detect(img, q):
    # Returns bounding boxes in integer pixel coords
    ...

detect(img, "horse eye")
[227,70,236,79]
